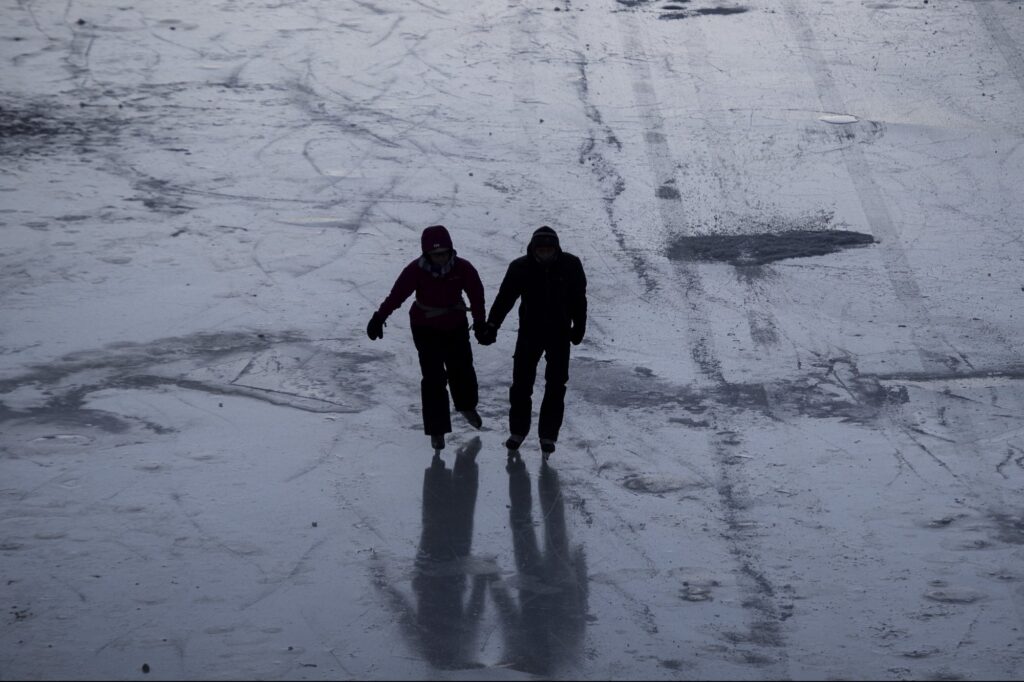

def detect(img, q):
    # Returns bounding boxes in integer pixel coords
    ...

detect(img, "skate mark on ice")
[995,445,1024,480]
[572,356,908,425]
[0,98,127,159]
[781,0,973,374]
[573,55,657,294]
[0,332,376,438]
[973,1,1024,108]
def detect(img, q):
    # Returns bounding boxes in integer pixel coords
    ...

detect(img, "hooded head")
[419,224,456,276]
[421,224,454,255]
[528,225,560,263]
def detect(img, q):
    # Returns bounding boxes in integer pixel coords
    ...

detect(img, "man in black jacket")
[477,226,587,457]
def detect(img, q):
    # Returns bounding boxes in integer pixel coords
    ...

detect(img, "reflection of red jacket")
[375,256,486,330]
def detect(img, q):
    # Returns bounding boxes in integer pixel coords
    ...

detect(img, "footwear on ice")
[460,410,482,429]
[505,433,525,450]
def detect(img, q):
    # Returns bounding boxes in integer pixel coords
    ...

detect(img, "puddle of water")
[667,230,875,266]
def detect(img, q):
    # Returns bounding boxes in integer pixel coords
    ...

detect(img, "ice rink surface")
[2,0,1024,679]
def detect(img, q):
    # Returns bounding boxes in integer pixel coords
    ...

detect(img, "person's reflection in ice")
[490,457,589,675]
[374,437,487,670]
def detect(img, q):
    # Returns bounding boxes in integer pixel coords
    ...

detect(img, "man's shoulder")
[559,251,584,268]
[507,254,531,270]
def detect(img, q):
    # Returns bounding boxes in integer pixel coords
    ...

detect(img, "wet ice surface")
[2,0,1024,679]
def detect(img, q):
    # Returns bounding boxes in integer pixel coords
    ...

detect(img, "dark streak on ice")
[573,54,657,294]
[614,0,749,17]
[656,180,681,200]
[668,229,876,266]
[573,357,908,424]
[0,99,125,157]
[661,7,750,20]
[990,512,1024,545]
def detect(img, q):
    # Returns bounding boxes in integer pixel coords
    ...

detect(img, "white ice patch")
[323,169,367,178]
[819,113,859,124]
[924,588,986,604]
[0,385,53,411]
[275,216,360,229]
[881,374,1024,392]
[27,434,93,448]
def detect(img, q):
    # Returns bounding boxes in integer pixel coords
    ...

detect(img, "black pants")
[509,331,570,441]
[412,325,478,435]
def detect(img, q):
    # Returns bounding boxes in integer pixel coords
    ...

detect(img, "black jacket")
[487,250,587,336]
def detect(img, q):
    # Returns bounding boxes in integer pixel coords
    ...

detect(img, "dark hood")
[527,225,561,256]
[421,225,454,254]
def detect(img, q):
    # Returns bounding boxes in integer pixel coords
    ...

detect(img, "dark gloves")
[366,312,386,340]
[569,319,585,345]
[475,321,497,346]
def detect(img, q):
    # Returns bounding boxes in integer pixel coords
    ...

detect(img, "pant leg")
[509,332,544,437]
[537,336,570,441]
[412,326,452,435]
[443,325,479,412]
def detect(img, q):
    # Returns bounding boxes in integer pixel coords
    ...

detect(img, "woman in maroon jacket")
[366,225,487,451]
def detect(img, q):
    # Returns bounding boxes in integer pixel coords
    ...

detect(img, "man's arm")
[486,261,523,329]
[568,256,587,345]
[570,256,587,326]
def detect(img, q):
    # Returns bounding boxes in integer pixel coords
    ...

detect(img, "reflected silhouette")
[490,459,589,675]
[374,437,488,670]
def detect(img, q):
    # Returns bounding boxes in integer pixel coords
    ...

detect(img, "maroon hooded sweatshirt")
[374,225,486,330]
